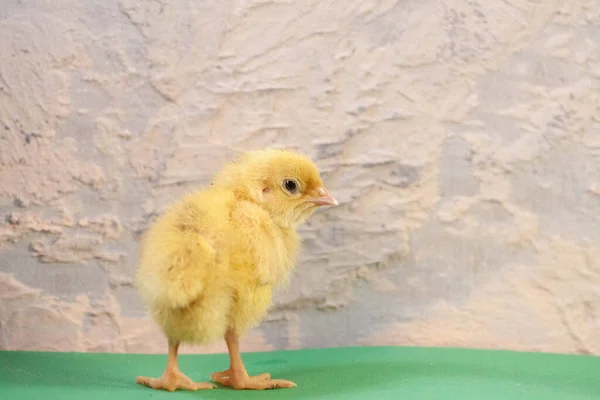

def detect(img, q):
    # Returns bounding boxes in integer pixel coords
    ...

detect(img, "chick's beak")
[307,188,338,207]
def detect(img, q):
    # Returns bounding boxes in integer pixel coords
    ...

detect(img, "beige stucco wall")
[1,0,599,355]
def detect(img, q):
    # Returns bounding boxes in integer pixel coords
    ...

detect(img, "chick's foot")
[137,368,215,391]
[211,368,296,390]
[211,369,270,381]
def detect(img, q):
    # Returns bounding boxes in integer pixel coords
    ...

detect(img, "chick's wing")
[136,191,232,310]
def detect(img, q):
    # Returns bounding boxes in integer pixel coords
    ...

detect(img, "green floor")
[1,346,599,399]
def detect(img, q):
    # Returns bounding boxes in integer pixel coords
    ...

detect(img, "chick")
[135,148,337,391]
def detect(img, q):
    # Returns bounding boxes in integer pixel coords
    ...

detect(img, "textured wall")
[1,0,599,355]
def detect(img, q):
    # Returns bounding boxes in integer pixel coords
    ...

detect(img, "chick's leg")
[210,329,296,390]
[136,340,215,391]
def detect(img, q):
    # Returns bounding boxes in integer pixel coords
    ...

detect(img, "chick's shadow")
[191,357,598,400]
[189,361,413,399]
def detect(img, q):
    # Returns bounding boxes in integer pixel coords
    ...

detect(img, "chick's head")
[215,149,337,227]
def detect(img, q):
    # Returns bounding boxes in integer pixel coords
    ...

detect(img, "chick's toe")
[136,370,215,391]
[211,368,295,390]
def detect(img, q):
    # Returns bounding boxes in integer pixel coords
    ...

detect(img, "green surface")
[1,346,599,399]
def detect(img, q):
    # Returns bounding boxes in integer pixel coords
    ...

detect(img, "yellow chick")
[135,148,337,391]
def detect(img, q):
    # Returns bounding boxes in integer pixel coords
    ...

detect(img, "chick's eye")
[283,179,298,194]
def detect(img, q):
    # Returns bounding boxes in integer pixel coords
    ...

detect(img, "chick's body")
[136,187,299,345]
[135,149,337,392]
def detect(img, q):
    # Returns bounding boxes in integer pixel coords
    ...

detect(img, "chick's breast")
[225,200,300,335]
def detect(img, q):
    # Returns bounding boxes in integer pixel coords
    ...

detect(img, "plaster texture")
[1,0,599,355]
